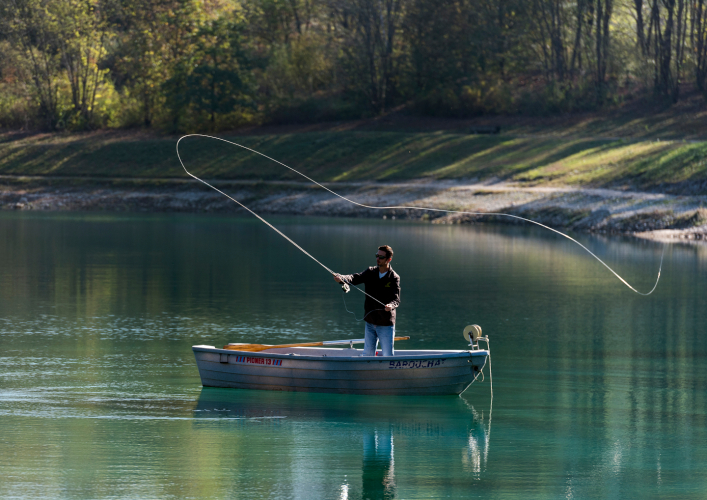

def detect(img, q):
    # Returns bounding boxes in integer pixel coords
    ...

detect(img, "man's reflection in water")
[362,427,396,500]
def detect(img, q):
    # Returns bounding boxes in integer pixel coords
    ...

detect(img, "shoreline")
[2,176,705,243]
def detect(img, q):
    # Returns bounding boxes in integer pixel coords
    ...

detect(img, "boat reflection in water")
[193,388,491,499]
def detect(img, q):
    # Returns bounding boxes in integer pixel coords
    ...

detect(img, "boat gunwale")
[192,345,488,362]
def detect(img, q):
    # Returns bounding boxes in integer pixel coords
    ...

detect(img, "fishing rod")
[175,134,664,297]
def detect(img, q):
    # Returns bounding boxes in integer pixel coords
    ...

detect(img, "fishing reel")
[463,324,488,350]
[341,282,350,293]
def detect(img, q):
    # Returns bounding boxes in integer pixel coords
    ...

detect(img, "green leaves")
[162,16,256,132]
[4,0,707,131]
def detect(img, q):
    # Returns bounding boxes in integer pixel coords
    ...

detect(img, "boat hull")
[192,346,488,396]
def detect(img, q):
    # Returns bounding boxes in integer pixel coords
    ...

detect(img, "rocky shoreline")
[2,176,706,243]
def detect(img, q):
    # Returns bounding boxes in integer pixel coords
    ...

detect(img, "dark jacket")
[341,266,401,326]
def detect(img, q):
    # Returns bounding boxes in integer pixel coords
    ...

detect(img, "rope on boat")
[176,134,665,296]
[472,338,492,399]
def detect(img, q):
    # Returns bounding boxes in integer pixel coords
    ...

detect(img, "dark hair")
[378,245,393,259]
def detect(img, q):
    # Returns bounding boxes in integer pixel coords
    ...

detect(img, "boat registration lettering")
[389,359,446,369]
[232,355,283,366]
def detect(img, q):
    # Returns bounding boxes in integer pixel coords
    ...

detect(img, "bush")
[267,93,362,124]
[514,79,617,115]
[413,81,512,117]
[0,88,35,129]
[0,42,37,129]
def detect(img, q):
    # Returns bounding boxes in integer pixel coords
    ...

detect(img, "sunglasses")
[375,254,388,259]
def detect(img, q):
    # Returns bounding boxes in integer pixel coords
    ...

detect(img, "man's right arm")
[333,268,370,286]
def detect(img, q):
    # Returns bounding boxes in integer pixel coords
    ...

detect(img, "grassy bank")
[2,127,707,194]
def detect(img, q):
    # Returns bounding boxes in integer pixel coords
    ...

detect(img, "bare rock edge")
[2,178,706,243]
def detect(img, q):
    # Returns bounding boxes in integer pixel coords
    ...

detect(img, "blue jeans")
[363,322,395,356]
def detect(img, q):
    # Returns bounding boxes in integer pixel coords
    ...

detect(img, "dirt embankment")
[4,102,707,243]
[2,177,706,243]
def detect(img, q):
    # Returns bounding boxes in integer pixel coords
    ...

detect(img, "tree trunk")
[635,0,646,54]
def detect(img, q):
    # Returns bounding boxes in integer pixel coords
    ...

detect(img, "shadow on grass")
[621,142,707,191]
[1,132,706,195]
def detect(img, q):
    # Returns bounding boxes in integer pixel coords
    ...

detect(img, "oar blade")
[222,336,410,352]
[222,341,325,352]
[222,343,271,352]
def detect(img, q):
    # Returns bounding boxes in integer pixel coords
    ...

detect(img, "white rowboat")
[192,341,489,396]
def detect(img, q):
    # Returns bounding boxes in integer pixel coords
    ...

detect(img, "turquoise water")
[0,212,705,499]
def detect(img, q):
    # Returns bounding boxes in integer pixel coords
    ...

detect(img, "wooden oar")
[222,336,410,352]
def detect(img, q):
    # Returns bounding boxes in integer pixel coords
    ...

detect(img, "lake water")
[1,211,705,499]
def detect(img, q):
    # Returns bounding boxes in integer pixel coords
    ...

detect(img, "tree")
[109,0,168,126]
[164,16,255,131]
[338,0,404,113]
[692,0,707,94]
[639,0,688,100]
[53,0,111,127]
[0,0,61,128]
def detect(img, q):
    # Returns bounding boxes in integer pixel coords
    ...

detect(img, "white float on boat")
[192,325,490,396]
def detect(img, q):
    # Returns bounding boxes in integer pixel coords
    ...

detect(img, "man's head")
[376,245,393,265]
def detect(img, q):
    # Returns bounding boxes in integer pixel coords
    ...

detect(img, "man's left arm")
[385,274,401,312]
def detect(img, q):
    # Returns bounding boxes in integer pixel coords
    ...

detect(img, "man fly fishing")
[334,245,401,356]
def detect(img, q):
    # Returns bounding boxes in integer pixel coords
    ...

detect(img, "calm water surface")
[0,212,705,499]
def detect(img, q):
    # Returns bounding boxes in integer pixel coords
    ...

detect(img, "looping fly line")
[176,134,664,296]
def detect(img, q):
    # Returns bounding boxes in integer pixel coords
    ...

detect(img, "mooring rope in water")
[176,133,664,296]
[487,350,493,399]
[472,339,492,397]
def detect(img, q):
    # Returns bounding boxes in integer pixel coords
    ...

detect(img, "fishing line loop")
[176,133,664,296]
[341,291,386,322]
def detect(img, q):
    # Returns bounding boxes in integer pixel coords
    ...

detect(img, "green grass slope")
[1,130,706,193]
